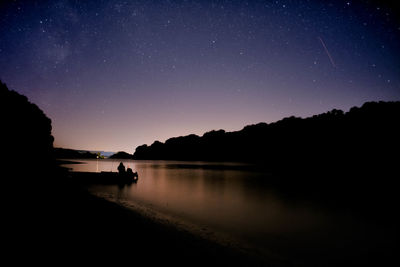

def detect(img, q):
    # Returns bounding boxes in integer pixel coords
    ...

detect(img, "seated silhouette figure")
[128,167,139,181]
[117,162,126,174]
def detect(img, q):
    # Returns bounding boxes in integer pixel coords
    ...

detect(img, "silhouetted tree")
[1,80,54,179]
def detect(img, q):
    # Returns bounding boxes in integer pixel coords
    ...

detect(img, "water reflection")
[64,159,392,264]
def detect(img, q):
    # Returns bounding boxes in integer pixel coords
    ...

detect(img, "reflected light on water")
[64,159,390,263]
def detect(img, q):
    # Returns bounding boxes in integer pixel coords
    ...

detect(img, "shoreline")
[85,188,397,267]
[90,191,284,264]
[76,190,284,266]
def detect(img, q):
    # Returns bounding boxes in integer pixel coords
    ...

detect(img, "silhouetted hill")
[109,151,133,159]
[134,101,400,189]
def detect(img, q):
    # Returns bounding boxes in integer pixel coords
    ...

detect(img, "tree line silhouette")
[134,101,400,203]
[134,101,399,169]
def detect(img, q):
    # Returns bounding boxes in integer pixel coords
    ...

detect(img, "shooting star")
[318,37,336,68]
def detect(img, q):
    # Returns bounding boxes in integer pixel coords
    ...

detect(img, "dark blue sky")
[1,0,399,152]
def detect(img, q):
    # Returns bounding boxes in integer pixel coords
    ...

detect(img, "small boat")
[69,171,139,185]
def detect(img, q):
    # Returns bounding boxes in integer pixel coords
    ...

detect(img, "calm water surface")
[65,159,393,264]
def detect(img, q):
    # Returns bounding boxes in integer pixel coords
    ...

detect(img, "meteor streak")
[318,37,336,68]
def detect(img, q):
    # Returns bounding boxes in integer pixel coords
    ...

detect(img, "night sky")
[1,0,399,153]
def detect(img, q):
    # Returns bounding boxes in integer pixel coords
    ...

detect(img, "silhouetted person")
[117,162,126,174]
[126,167,133,176]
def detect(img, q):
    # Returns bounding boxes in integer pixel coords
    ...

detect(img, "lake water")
[64,159,394,265]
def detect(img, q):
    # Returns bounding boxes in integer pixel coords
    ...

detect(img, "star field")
[1,0,399,152]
